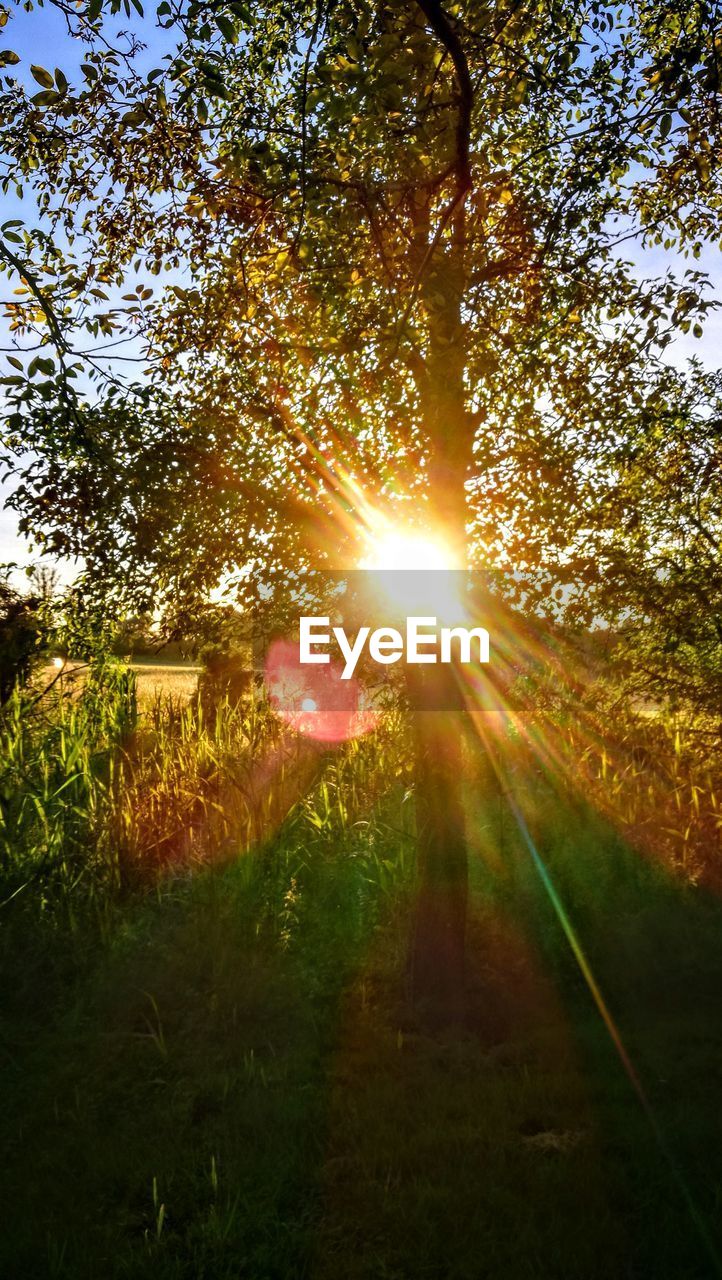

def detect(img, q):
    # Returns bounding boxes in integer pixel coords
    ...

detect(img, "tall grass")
[3,646,720,945]
[534,701,722,883]
[0,659,136,918]
[0,658,414,929]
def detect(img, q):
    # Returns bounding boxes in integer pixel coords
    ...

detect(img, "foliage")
[518,684,722,883]
[0,572,47,701]
[580,361,722,714]
[0,656,137,911]
[0,0,720,709]
[0,655,411,919]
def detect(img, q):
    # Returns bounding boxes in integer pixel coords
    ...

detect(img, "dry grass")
[130,659,202,705]
[38,659,201,707]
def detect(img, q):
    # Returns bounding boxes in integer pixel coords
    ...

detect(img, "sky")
[1,3,721,586]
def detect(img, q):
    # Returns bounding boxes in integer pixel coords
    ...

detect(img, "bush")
[0,578,45,704]
[197,642,257,711]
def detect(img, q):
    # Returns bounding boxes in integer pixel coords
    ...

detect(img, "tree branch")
[414,0,473,197]
[0,239,72,359]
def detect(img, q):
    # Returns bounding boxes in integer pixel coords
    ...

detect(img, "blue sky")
[1,4,721,583]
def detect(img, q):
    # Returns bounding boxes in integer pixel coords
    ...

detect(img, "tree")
[577,358,722,719]
[0,574,45,701]
[2,0,721,1017]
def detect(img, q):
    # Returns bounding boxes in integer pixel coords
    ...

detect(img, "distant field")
[130,658,202,703]
[39,658,202,705]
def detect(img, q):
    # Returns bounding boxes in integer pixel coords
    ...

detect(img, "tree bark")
[409,230,474,1025]
[406,0,477,1027]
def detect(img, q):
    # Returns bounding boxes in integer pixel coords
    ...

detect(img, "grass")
[2,662,722,1278]
[130,659,202,706]
[38,658,202,707]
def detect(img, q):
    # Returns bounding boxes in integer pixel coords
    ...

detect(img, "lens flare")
[264,638,378,743]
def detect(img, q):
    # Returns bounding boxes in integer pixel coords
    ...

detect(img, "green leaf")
[204,74,228,99]
[30,65,54,89]
[215,14,238,43]
[0,51,21,66]
[31,90,62,107]
[229,0,251,21]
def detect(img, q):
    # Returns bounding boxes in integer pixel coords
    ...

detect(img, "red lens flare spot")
[264,639,378,743]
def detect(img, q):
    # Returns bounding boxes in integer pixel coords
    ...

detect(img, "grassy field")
[130,658,202,704]
[39,658,203,706]
[2,664,722,1279]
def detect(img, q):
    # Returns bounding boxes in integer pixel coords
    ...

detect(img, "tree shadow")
[310,762,722,1280]
[3,753,722,1280]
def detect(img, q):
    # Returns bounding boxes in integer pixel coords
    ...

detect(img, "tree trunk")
[409,223,474,1025]
[404,0,477,1019]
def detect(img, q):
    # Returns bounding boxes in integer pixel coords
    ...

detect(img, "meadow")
[1,658,722,1279]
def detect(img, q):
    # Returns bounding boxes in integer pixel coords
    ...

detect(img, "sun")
[358,523,466,622]
[359,527,454,573]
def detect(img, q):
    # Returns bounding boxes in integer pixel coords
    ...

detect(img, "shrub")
[0,578,45,704]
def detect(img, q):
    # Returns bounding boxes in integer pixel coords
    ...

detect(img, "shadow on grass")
[310,770,722,1280]
[2,765,722,1279]
[0,808,398,1280]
